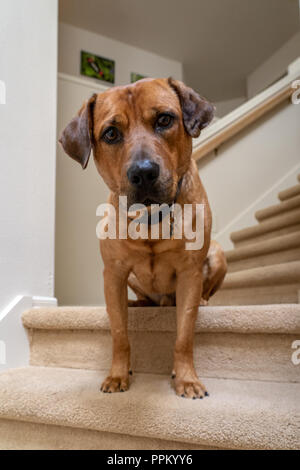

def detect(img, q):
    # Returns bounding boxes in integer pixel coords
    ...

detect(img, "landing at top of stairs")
[0,367,299,450]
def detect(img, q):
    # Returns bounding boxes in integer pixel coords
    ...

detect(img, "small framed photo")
[131,72,147,83]
[80,50,115,84]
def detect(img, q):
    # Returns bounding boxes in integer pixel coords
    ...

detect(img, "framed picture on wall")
[80,50,115,84]
[131,72,147,83]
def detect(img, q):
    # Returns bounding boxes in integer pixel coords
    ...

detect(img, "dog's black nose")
[127,160,160,188]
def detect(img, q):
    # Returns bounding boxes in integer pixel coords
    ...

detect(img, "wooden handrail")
[192,72,300,162]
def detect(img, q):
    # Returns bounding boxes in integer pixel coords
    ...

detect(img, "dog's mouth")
[124,181,180,208]
[143,198,159,206]
[128,191,177,208]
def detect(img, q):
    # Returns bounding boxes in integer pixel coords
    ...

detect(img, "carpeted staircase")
[0,304,299,450]
[211,174,300,305]
[0,177,299,450]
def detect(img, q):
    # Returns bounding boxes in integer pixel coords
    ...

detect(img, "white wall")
[247,31,300,98]
[56,75,109,306]
[0,0,58,311]
[59,23,183,87]
[215,97,246,118]
[198,99,300,250]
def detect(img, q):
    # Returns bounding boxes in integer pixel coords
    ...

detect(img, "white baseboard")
[0,295,57,372]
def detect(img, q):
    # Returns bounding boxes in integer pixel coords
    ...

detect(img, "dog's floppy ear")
[59,94,97,169]
[168,78,215,138]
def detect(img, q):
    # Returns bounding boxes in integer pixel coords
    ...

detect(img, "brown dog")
[60,78,227,399]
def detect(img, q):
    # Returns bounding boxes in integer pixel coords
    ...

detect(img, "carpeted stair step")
[22,305,300,383]
[232,224,300,248]
[254,207,300,226]
[279,183,300,202]
[0,418,207,450]
[223,261,300,288]
[0,367,299,450]
[231,208,300,247]
[210,261,300,305]
[210,285,300,306]
[255,195,300,222]
[226,232,300,272]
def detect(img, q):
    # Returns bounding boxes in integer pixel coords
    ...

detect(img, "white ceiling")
[59,0,300,100]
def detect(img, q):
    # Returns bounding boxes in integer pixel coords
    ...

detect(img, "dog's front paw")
[174,377,208,399]
[100,374,129,393]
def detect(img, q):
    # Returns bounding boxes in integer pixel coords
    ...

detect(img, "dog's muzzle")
[127,160,162,205]
[127,160,160,189]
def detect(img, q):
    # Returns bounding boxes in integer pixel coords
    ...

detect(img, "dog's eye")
[102,126,122,144]
[156,113,174,130]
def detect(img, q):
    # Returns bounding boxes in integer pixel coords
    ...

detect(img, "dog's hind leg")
[202,240,227,304]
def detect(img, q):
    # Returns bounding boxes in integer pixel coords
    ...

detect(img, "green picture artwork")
[80,51,115,84]
[131,72,147,83]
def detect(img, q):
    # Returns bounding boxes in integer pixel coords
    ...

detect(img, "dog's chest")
[132,250,177,294]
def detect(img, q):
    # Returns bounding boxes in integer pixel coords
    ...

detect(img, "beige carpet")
[22,305,300,383]
[0,418,216,450]
[0,367,299,450]
[22,304,300,333]
[220,177,300,304]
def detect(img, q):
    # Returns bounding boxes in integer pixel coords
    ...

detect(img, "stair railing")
[192,58,300,162]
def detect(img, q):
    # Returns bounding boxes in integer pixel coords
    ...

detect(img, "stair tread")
[226,231,300,262]
[279,183,300,202]
[0,366,299,450]
[233,223,300,248]
[222,260,300,289]
[22,304,300,334]
[210,284,300,306]
[255,194,300,221]
[231,208,300,243]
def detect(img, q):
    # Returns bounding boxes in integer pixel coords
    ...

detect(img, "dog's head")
[60,78,214,206]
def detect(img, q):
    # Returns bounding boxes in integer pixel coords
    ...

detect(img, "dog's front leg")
[173,270,208,399]
[101,266,131,393]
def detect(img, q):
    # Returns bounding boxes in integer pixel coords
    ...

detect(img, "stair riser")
[210,284,300,306]
[0,419,214,450]
[227,248,300,273]
[234,225,300,248]
[27,329,300,383]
